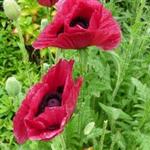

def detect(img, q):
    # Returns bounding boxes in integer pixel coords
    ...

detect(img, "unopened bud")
[3,0,21,20]
[43,63,50,72]
[40,18,49,31]
[84,122,95,135]
[5,77,21,97]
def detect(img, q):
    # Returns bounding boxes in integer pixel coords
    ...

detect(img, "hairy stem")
[99,120,108,150]
[15,19,28,62]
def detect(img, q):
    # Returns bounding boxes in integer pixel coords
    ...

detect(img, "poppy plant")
[13,59,83,144]
[33,0,121,50]
[38,0,58,7]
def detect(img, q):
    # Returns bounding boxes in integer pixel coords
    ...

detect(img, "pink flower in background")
[13,59,83,144]
[33,0,121,50]
[38,0,58,7]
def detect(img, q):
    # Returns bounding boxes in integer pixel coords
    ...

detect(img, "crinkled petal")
[13,83,44,144]
[29,128,64,141]
[92,5,121,50]
[42,59,74,91]
[33,16,64,49]
[25,83,50,118]
[33,0,121,50]
[26,107,67,140]
[62,76,83,117]
[13,59,83,143]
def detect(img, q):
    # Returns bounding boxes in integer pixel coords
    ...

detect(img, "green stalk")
[60,134,66,150]
[108,52,122,103]
[79,49,88,75]
[47,7,53,21]
[51,135,66,150]
[15,19,28,62]
[99,120,108,150]
[77,49,88,136]
[19,145,22,150]
[110,132,119,150]
[55,49,62,63]
[48,48,55,65]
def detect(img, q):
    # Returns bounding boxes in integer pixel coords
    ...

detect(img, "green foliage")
[0,0,150,150]
[99,103,132,121]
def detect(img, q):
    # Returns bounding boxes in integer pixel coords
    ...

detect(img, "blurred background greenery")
[0,0,150,149]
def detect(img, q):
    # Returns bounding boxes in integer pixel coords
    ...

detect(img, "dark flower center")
[70,16,89,29]
[57,86,64,93]
[47,98,61,107]
[36,86,64,116]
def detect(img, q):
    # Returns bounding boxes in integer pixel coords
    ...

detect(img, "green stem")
[47,7,53,21]
[51,134,66,150]
[110,132,119,150]
[15,19,27,62]
[77,49,88,137]
[79,50,84,75]
[112,78,122,102]
[110,139,115,150]
[99,120,108,150]
[55,49,62,63]
[108,52,122,103]
[48,48,55,65]
[60,134,66,150]
[79,49,88,75]
[18,145,22,150]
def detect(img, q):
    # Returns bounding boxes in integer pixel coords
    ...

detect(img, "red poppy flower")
[38,0,58,7]
[13,59,83,144]
[33,0,121,50]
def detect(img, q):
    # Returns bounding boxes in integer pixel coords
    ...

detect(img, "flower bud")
[84,122,95,135]
[3,0,21,20]
[5,77,21,97]
[147,28,150,34]
[42,63,50,72]
[40,18,49,31]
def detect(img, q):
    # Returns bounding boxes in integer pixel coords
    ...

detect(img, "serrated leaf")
[99,103,132,121]
[131,77,150,100]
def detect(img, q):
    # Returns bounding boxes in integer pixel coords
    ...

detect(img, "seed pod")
[42,63,50,72]
[5,77,21,97]
[40,18,49,31]
[84,122,95,135]
[3,0,21,20]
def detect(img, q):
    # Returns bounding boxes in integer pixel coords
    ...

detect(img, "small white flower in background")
[3,0,21,20]
[5,77,21,97]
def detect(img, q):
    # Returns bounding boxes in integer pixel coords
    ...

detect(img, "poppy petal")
[33,0,121,50]
[13,83,43,144]
[38,0,58,7]
[13,59,83,143]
